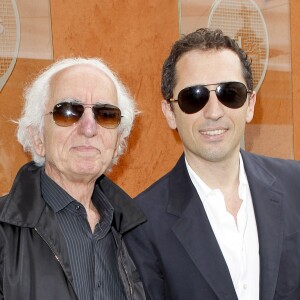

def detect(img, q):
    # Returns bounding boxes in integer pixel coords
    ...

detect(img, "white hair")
[17,57,137,167]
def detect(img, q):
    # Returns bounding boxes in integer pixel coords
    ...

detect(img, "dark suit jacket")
[125,151,300,300]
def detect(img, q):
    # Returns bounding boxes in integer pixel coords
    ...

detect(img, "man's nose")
[78,107,98,137]
[202,91,225,120]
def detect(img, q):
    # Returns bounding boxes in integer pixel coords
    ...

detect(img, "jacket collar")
[0,161,146,234]
[0,162,46,227]
[97,175,146,234]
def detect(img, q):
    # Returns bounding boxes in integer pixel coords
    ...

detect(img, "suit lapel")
[167,155,238,300]
[242,151,284,300]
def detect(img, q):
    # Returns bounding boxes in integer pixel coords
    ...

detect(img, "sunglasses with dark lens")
[169,82,252,114]
[46,102,122,129]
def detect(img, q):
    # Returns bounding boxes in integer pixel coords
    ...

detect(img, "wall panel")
[1,0,299,197]
[0,0,181,196]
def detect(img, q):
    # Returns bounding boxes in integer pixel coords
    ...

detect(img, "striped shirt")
[41,170,126,300]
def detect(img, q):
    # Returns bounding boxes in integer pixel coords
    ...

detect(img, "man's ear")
[161,100,177,129]
[113,132,122,159]
[246,91,256,123]
[28,126,45,157]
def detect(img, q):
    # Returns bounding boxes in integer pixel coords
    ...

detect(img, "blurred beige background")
[0,0,299,197]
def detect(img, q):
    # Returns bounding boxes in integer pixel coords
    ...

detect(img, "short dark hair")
[161,28,253,101]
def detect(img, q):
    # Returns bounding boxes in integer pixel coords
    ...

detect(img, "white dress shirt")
[186,154,260,300]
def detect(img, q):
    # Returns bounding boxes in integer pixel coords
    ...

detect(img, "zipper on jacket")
[119,246,133,299]
[111,228,133,300]
[34,227,78,299]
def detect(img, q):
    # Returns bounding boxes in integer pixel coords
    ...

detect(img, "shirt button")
[75,205,80,210]
[243,283,247,290]
[97,281,102,288]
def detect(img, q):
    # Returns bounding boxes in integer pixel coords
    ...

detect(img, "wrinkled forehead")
[50,64,116,91]
[47,64,118,108]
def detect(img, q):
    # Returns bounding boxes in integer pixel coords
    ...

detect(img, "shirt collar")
[185,153,249,200]
[41,169,114,216]
[41,168,74,212]
[238,153,248,201]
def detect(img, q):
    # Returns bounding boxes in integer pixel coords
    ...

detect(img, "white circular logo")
[208,0,269,92]
[0,0,20,91]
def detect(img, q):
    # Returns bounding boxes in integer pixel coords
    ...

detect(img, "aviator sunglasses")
[46,102,122,129]
[169,81,252,114]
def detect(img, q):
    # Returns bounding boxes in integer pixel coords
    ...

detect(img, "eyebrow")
[56,98,81,104]
[56,99,113,106]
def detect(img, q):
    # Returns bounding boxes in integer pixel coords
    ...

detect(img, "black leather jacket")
[0,162,146,300]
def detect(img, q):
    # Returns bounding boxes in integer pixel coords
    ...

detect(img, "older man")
[0,58,146,300]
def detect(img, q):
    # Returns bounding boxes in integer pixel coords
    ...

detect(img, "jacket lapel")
[98,175,146,234]
[35,204,75,285]
[168,155,238,300]
[242,151,284,300]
